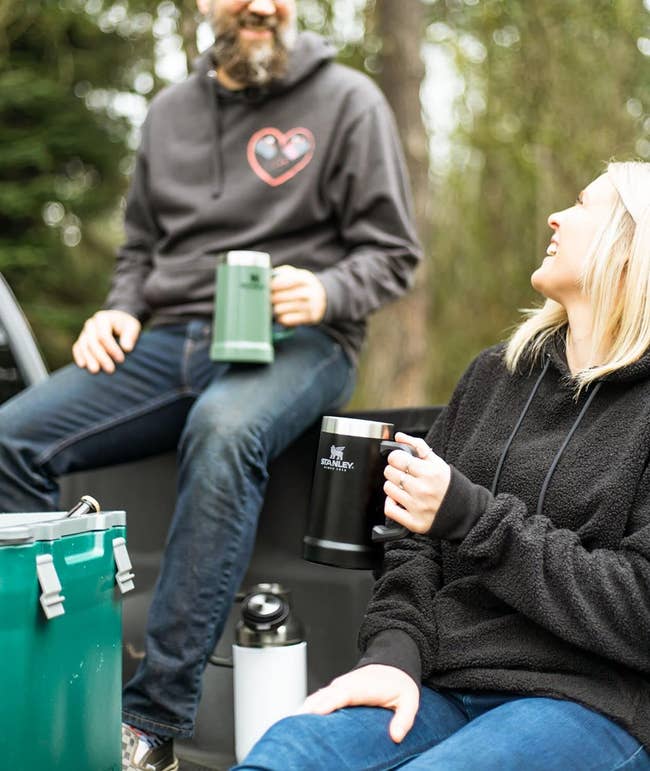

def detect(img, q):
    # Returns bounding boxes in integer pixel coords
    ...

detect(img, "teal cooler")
[0,510,134,771]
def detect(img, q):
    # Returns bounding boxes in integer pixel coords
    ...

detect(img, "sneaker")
[121,723,179,771]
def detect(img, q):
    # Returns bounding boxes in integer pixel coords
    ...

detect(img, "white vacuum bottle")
[233,583,307,763]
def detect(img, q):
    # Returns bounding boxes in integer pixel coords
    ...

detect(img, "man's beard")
[211,9,296,87]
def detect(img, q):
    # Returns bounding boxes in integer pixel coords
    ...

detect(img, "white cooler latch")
[36,554,65,619]
[112,537,135,594]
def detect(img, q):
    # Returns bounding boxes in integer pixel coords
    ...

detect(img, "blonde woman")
[234,162,650,770]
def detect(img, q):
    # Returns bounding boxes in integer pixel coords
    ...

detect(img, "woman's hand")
[300,664,420,743]
[383,432,451,534]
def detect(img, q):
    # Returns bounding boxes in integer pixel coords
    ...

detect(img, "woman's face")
[531,172,618,304]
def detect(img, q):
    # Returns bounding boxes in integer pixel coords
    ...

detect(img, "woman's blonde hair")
[504,161,650,390]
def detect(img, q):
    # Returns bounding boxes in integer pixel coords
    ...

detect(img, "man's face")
[205,0,297,87]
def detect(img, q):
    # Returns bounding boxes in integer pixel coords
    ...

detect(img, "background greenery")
[2,0,649,406]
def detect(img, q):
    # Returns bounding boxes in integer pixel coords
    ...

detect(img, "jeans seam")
[612,745,647,770]
[270,340,352,441]
[191,523,242,706]
[181,335,194,389]
[363,744,433,771]
[35,387,195,466]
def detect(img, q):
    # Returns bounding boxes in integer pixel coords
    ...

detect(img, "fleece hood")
[545,327,650,385]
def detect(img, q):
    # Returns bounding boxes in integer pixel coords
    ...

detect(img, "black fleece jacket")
[358,333,650,747]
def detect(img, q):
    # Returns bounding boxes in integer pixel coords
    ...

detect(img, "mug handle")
[272,322,294,342]
[270,270,295,342]
[371,442,419,544]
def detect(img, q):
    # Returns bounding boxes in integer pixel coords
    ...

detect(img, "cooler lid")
[0,511,126,545]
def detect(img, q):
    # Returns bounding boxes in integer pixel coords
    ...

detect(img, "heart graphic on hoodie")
[247,127,315,187]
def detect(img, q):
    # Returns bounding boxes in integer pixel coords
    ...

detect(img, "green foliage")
[425,0,650,402]
[0,0,158,367]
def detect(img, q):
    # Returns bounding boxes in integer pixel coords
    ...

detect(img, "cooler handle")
[112,537,135,594]
[36,554,65,619]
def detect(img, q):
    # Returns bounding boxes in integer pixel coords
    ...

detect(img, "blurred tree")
[425,0,650,403]
[351,0,430,408]
[0,0,159,367]
[4,0,649,410]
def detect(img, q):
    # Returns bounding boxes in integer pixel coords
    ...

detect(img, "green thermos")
[211,250,282,364]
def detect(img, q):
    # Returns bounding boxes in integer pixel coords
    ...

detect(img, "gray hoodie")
[105,32,422,364]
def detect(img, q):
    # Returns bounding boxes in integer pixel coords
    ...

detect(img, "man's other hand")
[271,265,327,326]
[72,310,141,374]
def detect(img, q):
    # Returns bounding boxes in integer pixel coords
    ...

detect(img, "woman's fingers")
[301,684,349,715]
[384,495,428,534]
[394,432,435,460]
[388,682,419,743]
[384,467,416,505]
[383,439,451,534]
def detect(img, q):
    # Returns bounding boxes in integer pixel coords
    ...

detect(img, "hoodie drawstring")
[206,70,224,198]
[491,358,550,496]
[490,358,602,519]
[535,381,602,518]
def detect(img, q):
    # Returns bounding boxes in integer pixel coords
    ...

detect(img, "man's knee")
[180,397,268,467]
[0,403,34,464]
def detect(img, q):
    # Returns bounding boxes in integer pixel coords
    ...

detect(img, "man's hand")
[300,665,419,743]
[270,265,327,326]
[72,310,141,374]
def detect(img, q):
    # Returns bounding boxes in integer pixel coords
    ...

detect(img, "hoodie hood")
[194,30,336,98]
[544,327,650,386]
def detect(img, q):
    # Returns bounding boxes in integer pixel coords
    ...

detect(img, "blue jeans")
[0,321,354,738]
[234,687,650,770]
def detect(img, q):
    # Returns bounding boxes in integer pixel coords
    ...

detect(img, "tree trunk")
[179,0,199,70]
[353,0,430,408]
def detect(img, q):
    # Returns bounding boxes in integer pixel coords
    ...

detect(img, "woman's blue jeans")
[0,321,354,738]
[234,687,650,770]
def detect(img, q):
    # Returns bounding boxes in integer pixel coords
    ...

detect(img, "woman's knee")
[238,713,330,770]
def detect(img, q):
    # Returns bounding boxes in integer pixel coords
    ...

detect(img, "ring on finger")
[399,473,406,490]
[405,461,411,475]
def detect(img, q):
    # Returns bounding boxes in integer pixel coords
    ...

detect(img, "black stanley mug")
[303,416,417,570]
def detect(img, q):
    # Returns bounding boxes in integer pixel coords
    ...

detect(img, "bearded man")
[0,2,421,769]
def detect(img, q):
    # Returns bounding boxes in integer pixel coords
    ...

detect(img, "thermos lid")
[320,415,392,439]
[224,250,270,268]
[242,592,289,628]
[236,583,304,648]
